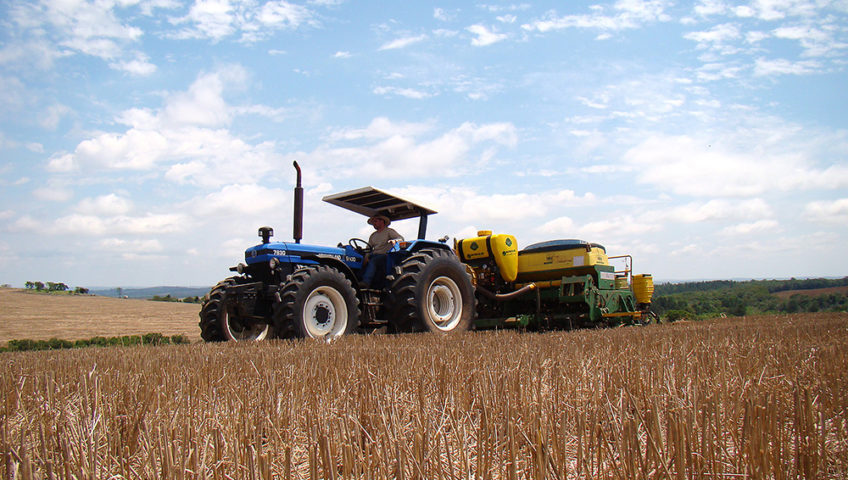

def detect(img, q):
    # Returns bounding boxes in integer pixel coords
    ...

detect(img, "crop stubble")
[2,313,847,478]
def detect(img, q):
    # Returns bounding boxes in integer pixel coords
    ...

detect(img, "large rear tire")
[199,277,272,342]
[278,265,360,339]
[389,248,475,334]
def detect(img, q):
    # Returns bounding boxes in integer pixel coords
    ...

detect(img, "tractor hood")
[244,241,348,266]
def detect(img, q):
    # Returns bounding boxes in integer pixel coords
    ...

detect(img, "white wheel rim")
[223,310,271,341]
[302,287,348,338]
[426,276,463,331]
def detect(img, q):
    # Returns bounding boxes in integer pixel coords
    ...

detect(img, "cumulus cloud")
[467,24,508,46]
[49,66,282,186]
[753,57,822,76]
[4,0,160,75]
[662,199,774,223]
[53,213,190,236]
[75,194,133,216]
[391,185,596,226]
[33,186,74,203]
[182,184,289,217]
[804,198,848,224]
[623,133,848,197]
[170,0,314,42]
[299,118,518,180]
[719,219,780,236]
[99,238,164,254]
[522,0,672,33]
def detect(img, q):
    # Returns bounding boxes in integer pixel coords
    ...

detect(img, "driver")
[360,214,403,287]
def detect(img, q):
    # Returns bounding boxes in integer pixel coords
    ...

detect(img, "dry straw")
[2,312,846,478]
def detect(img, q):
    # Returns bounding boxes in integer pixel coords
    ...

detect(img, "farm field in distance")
[0,288,201,344]
[2,303,846,478]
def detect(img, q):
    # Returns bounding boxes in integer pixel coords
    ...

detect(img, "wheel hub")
[426,276,462,331]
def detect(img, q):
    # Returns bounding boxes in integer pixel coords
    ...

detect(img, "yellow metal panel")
[456,233,519,282]
[516,246,609,282]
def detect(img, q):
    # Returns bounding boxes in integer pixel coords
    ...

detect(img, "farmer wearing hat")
[361,214,403,287]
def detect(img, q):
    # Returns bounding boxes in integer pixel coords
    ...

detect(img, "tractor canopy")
[323,187,437,240]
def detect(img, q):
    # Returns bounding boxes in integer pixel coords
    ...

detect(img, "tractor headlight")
[236,263,246,274]
[269,258,279,271]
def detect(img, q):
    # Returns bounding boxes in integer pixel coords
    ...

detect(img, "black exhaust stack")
[293,161,303,244]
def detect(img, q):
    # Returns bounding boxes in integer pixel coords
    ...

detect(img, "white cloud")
[434,8,453,22]
[53,213,190,236]
[297,118,518,180]
[804,198,848,224]
[372,86,432,99]
[537,216,575,235]
[75,194,133,216]
[663,199,773,223]
[170,0,314,42]
[183,184,288,217]
[719,219,779,236]
[40,104,71,130]
[392,186,596,227]
[333,51,351,58]
[4,0,156,75]
[467,24,508,46]
[162,68,243,127]
[51,67,282,186]
[733,0,817,21]
[522,0,672,33]
[754,57,822,76]
[99,238,164,253]
[693,0,728,17]
[623,133,848,197]
[109,52,157,75]
[684,23,741,51]
[33,186,74,203]
[378,34,428,51]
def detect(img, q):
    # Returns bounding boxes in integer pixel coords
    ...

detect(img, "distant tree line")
[150,294,202,304]
[24,281,89,294]
[653,277,848,320]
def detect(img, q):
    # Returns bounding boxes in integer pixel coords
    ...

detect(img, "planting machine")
[199,163,655,341]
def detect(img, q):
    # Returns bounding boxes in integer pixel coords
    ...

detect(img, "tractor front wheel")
[278,265,360,339]
[389,249,475,334]
[199,277,273,342]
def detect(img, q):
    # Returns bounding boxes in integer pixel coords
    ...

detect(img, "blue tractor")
[199,162,476,341]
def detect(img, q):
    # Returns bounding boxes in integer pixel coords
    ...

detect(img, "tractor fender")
[406,240,453,254]
[297,254,358,285]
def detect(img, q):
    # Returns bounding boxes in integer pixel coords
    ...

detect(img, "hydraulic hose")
[476,283,537,302]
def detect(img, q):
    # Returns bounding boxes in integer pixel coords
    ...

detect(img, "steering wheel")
[348,238,372,255]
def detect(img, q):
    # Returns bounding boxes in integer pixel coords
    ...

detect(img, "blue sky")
[1,0,847,288]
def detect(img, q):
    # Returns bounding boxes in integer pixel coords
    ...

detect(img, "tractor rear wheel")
[278,265,359,339]
[199,277,273,342]
[389,248,475,334]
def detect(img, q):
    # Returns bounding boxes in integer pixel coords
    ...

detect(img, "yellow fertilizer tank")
[632,274,654,304]
[515,240,609,283]
[456,231,519,282]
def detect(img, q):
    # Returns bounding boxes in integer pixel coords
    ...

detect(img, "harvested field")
[0,288,200,344]
[2,313,846,478]
[773,285,848,298]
